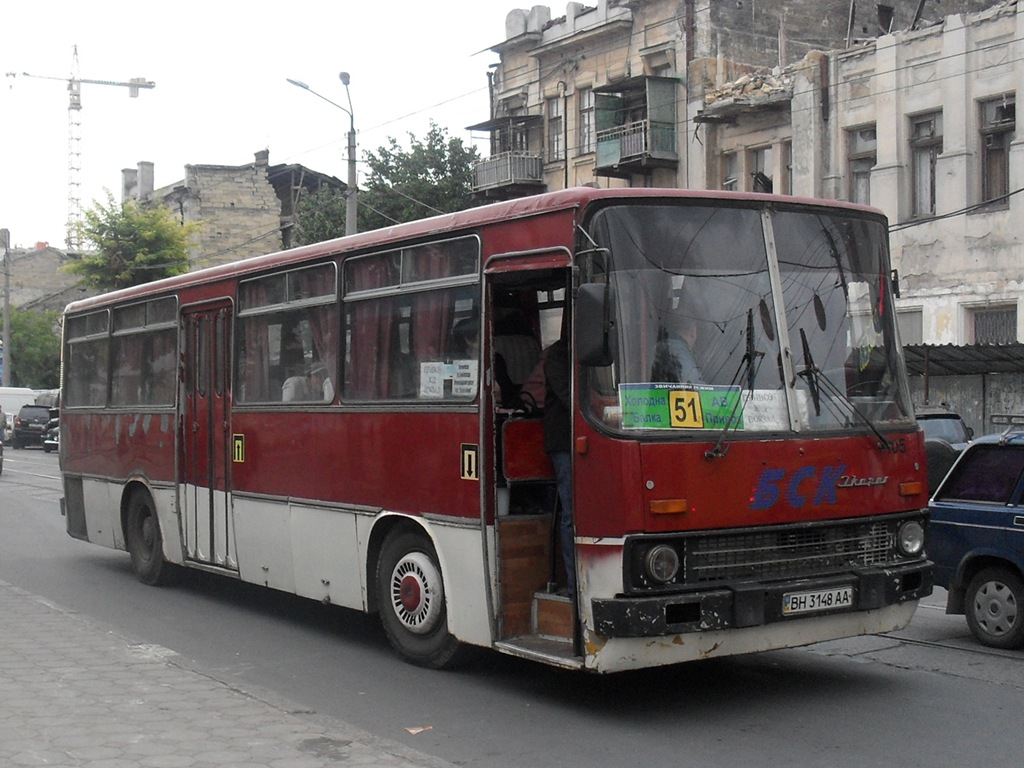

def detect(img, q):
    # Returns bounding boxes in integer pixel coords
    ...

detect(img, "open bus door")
[181,301,237,571]
[485,258,578,662]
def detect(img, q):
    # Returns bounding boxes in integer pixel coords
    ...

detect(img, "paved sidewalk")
[0,580,456,768]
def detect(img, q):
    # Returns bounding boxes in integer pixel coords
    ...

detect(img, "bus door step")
[533,591,574,640]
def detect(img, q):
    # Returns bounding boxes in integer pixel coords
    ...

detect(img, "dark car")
[12,404,52,448]
[928,417,1024,650]
[917,404,974,494]
[42,414,59,453]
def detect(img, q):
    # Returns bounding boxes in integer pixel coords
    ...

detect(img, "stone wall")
[700,0,1000,66]
[6,247,93,311]
[184,151,282,267]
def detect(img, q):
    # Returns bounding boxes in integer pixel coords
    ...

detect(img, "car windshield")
[920,416,969,444]
[581,200,914,435]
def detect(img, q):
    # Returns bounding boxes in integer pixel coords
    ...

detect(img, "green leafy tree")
[293,187,349,246]
[7,307,61,388]
[294,121,481,244]
[66,193,197,291]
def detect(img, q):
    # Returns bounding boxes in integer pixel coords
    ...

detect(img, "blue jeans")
[548,450,575,593]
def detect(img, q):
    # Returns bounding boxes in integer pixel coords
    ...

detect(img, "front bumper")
[591,560,933,638]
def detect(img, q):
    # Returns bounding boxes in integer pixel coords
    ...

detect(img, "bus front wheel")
[126,490,171,586]
[376,528,462,669]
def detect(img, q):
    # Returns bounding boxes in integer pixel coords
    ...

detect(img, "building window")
[897,308,923,345]
[971,305,1017,344]
[751,146,773,192]
[848,126,877,205]
[910,113,942,217]
[578,88,594,155]
[547,97,564,162]
[980,96,1015,207]
[722,153,739,191]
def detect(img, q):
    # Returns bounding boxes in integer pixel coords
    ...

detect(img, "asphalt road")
[2,445,1022,768]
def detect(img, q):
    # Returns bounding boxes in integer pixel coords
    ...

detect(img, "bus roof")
[63,187,885,316]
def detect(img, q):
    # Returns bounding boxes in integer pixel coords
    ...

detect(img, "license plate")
[782,586,853,615]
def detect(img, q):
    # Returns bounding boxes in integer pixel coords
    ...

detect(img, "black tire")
[12,437,22,449]
[965,567,1024,650]
[43,444,52,454]
[376,528,462,669]
[125,490,172,586]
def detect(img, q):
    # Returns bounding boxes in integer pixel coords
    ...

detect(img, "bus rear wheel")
[126,490,171,586]
[376,528,462,669]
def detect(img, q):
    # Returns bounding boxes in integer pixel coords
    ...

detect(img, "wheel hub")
[389,552,443,635]
[974,580,1018,637]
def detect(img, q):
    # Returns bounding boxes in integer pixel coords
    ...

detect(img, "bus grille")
[683,520,894,584]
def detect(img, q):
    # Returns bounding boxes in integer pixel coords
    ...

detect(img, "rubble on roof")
[703,67,795,107]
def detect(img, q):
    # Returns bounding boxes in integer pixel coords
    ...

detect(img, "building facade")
[124,150,344,269]
[472,0,1024,431]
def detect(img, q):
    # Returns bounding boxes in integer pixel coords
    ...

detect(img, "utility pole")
[1,228,10,387]
[287,72,358,235]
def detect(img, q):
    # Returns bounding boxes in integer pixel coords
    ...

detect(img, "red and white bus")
[59,188,932,672]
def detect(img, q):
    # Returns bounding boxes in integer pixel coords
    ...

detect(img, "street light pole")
[339,72,357,237]
[286,74,357,236]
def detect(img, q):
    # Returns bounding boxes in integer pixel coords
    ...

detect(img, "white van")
[0,387,39,444]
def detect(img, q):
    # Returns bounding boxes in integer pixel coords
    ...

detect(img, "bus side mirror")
[577,283,614,367]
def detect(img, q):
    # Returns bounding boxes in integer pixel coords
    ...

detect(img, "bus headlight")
[896,520,925,557]
[644,544,680,584]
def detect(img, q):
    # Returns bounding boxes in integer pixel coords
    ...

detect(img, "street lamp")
[286,73,357,236]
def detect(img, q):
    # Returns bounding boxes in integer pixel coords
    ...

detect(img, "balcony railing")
[472,151,544,192]
[596,119,677,170]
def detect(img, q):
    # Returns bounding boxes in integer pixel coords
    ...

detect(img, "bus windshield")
[582,201,914,435]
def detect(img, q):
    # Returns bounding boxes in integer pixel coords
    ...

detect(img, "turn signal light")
[899,481,923,497]
[649,499,688,515]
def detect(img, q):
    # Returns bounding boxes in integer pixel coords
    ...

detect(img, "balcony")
[593,75,679,179]
[471,151,546,199]
[595,119,677,176]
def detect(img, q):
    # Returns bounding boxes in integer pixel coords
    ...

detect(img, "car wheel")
[376,527,463,669]
[965,567,1024,650]
[125,490,173,586]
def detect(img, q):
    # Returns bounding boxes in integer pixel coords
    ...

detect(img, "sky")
[0,1,516,250]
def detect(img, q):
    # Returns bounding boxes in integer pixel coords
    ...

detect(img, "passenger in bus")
[281,370,310,401]
[309,363,334,402]
[651,313,704,384]
[543,337,575,596]
[452,317,516,406]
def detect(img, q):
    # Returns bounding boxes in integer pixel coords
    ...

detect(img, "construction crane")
[6,45,154,252]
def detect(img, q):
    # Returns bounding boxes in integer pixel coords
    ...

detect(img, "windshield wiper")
[706,308,762,460]
[796,340,893,451]
[798,328,821,416]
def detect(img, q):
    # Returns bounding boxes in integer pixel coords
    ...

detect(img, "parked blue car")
[928,418,1024,650]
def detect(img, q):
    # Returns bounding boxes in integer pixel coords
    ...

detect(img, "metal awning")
[466,114,543,132]
[903,343,1024,376]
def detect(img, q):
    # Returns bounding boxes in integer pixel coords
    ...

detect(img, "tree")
[293,187,349,246]
[7,307,61,388]
[294,121,481,245]
[66,194,197,292]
